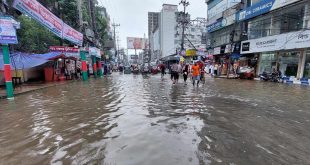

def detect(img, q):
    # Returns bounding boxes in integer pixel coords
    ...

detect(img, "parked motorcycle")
[259,71,282,82]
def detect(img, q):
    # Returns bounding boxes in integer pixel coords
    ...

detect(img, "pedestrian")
[183,63,190,85]
[177,63,182,83]
[159,63,166,78]
[191,62,200,86]
[171,62,179,84]
[214,63,218,76]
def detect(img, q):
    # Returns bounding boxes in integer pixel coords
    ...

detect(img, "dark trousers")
[183,74,188,82]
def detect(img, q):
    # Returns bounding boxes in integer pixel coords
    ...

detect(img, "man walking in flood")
[191,62,200,86]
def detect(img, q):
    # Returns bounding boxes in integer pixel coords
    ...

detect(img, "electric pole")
[179,0,190,51]
[112,23,120,60]
[77,0,83,32]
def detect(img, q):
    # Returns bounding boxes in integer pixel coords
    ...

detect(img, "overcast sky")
[98,0,207,50]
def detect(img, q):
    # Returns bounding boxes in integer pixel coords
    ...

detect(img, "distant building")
[148,12,160,37]
[160,4,178,59]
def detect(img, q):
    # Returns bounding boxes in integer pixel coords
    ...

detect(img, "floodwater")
[1,74,310,165]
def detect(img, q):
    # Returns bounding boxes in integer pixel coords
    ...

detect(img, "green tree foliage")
[11,0,110,53]
[15,15,60,53]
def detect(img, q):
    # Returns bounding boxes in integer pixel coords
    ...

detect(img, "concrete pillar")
[80,50,88,81]
[97,59,103,77]
[2,44,14,99]
[297,49,305,79]
[92,56,97,78]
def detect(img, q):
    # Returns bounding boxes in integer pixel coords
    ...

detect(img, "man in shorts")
[191,62,200,86]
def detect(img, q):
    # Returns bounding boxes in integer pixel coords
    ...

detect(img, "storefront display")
[278,51,300,77]
[304,50,310,79]
[258,53,276,74]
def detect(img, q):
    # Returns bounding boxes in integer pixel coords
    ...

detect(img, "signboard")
[225,44,232,53]
[207,18,227,33]
[207,15,236,33]
[13,0,83,46]
[185,49,196,56]
[127,37,149,49]
[131,55,138,59]
[241,30,310,54]
[49,46,79,53]
[0,17,18,44]
[89,47,101,58]
[237,0,301,21]
[214,47,221,55]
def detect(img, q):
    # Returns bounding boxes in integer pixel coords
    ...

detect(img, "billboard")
[237,0,301,21]
[0,17,18,44]
[127,37,149,49]
[13,0,83,46]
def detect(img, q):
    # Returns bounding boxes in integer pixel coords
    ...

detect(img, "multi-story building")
[160,4,179,59]
[239,0,310,81]
[148,12,160,38]
[206,0,310,81]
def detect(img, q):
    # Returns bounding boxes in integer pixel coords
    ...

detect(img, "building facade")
[240,0,310,81]
[160,4,179,58]
[206,0,310,81]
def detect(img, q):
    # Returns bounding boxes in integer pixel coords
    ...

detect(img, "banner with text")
[13,0,83,46]
[127,37,149,49]
[241,30,310,54]
[0,17,18,44]
[237,0,301,21]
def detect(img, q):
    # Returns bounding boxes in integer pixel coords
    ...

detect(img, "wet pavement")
[1,73,310,165]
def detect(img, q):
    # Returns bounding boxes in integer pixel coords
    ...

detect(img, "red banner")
[82,61,87,72]
[4,65,12,82]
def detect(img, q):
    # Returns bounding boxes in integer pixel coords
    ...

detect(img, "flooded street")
[1,74,310,165]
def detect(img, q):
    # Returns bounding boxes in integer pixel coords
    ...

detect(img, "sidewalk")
[0,81,72,99]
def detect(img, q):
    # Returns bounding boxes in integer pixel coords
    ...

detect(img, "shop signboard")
[89,47,101,58]
[186,49,196,56]
[49,46,79,53]
[220,45,226,54]
[207,18,226,33]
[0,16,18,44]
[225,44,232,53]
[237,0,301,22]
[241,30,310,54]
[13,0,83,46]
[214,47,221,55]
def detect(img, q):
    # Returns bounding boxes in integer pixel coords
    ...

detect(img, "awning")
[0,52,49,70]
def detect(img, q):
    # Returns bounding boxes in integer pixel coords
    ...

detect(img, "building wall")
[160,4,178,58]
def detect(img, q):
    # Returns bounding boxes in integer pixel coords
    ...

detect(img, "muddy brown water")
[1,74,310,165]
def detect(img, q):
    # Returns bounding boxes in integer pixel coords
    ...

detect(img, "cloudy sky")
[98,0,207,49]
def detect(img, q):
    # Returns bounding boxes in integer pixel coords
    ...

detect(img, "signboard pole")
[2,44,14,99]
[80,50,88,81]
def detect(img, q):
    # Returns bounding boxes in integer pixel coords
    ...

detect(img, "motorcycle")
[259,71,282,82]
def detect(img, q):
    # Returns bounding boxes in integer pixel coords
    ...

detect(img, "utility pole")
[179,0,190,51]
[112,23,120,59]
[77,0,83,32]
[89,0,98,43]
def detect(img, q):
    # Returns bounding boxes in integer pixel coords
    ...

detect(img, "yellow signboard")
[185,49,196,56]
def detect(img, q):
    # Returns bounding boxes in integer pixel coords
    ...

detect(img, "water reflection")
[0,75,310,164]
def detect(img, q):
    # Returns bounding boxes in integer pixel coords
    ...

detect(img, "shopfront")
[241,29,310,79]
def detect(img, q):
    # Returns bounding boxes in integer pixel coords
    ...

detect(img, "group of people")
[159,61,207,86]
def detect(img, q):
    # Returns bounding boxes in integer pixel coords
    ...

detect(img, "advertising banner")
[237,0,301,21]
[127,37,149,49]
[241,30,310,54]
[49,46,79,53]
[0,17,18,44]
[89,47,101,58]
[13,0,83,46]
